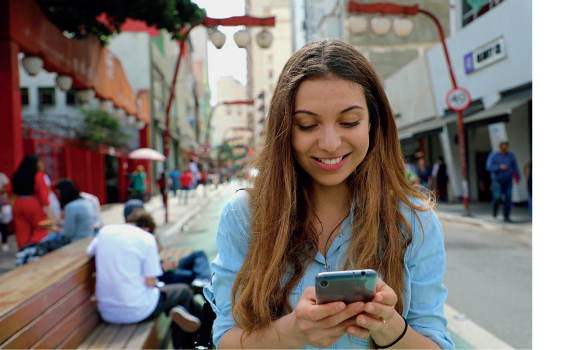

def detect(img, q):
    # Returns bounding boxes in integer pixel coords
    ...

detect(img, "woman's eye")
[297,125,316,131]
[341,120,360,128]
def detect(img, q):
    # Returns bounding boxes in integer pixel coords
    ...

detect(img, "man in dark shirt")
[485,141,520,222]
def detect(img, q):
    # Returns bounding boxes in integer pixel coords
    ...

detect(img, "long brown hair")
[232,39,432,342]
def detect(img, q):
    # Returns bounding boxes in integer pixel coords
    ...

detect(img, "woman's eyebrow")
[293,105,364,116]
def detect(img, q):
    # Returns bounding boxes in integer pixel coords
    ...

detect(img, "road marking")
[444,303,514,349]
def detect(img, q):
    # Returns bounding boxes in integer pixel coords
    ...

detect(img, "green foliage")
[76,108,130,149]
[35,0,206,45]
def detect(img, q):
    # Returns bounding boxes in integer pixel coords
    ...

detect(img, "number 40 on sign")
[445,87,471,112]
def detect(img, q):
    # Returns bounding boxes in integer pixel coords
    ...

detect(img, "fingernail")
[337,303,345,311]
[359,318,367,325]
[349,328,356,334]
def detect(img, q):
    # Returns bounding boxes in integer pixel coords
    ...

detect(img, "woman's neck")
[312,181,351,217]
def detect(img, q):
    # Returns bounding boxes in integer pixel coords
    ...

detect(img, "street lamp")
[347,1,472,216]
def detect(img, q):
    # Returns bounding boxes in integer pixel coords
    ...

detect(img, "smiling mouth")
[313,153,350,165]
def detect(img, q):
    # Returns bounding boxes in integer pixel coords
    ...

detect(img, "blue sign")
[464,53,474,75]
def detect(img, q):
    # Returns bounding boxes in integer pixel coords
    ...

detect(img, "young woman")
[204,39,453,349]
[11,155,50,248]
[43,179,95,245]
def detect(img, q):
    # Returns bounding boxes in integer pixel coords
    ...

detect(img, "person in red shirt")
[11,155,50,248]
[179,170,193,204]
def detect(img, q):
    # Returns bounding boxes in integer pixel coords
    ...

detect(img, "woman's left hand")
[345,277,400,340]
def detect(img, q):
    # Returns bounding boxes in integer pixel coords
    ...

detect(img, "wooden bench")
[0,237,193,349]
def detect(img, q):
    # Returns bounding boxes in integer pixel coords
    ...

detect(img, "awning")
[463,89,532,128]
[8,0,139,117]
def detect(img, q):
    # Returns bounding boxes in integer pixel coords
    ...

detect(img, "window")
[66,89,78,106]
[462,0,505,27]
[38,87,56,107]
[21,88,29,106]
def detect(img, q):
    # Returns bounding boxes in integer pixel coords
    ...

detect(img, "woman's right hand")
[284,286,365,348]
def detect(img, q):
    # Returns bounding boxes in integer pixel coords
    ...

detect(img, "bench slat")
[0,278,94,349]
[57,312,100,350]
[30,298,97,349]
[76,322,106,350]
[0,238,93,317]
[106,324,136,349]
[123,322,158,350]
[89,323,122,349]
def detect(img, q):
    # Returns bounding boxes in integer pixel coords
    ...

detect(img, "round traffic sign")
[446,87,471,112]
[198,143,212,157]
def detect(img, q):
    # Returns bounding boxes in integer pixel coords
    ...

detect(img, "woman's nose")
[318,125,342,153]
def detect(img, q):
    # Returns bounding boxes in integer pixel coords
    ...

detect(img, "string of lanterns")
[348,13,415,38]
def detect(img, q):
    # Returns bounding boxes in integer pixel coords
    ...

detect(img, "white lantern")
[126,115,135,126]
[209,30,226,49]
[256,29,273,49]
[55,74,73,91]
[78,89,95,104]
[370,15,392,37]
[393,16,415,38]
[233,30,250,48]
[114,108,126,121]
[22,56,43,76]
[348,15,368,35]
[100,100,113,114]
[136,120,146,130]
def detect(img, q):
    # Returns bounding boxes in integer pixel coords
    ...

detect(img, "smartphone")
[315,269,377,305]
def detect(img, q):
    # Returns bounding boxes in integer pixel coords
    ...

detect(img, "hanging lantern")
[209,30,226,49]
[55,74,73,91]
[22,56,43,76]
[126,115,135,126]
[393,16,415,38]
[114,108,126,121]
[233,30,250,48]
[348,14,368,35]
[136,120,146,130]
[256,29,273,49]
[370,15,392,36]
[100,100,113,114]
[78,89,95,104]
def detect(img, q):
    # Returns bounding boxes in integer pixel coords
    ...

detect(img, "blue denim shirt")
[204,191,454,349]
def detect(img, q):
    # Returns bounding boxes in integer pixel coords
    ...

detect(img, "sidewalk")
[435,200,532,245]
[99,184,228,247]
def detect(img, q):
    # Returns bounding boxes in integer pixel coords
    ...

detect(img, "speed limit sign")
[445,87,471,112]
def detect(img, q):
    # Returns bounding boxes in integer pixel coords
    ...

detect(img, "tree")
[35,0,206,45]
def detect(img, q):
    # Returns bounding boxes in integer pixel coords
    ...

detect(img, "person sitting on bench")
[87,208,204,349]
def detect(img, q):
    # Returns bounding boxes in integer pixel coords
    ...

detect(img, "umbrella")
[128,148,166,161]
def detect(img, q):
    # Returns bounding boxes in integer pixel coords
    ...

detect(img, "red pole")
[163,21,203,223]
[418,8,470,215]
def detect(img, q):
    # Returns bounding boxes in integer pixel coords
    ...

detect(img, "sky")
[192,0,247,104]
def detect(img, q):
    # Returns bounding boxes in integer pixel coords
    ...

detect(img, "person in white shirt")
[87,208,203,348]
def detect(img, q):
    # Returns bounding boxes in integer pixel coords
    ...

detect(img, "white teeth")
[318,157,343,165]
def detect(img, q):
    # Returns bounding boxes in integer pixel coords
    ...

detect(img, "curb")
[444,303,514,349]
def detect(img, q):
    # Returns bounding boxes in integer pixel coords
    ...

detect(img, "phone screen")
[315,269,377,304]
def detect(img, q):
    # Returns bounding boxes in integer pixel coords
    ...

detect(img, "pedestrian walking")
[129,165,147,202]
[169,168,181,197]
[10,155,51,249]
[416,158,431,189]
[523,158,532,217]
[430,157,449,201]
[485,140,520,222]
[179,169,193,204]
[205,39,452,349]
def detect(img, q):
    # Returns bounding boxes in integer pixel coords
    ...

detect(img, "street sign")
[445,87,471,112]
[198,143,212,157]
